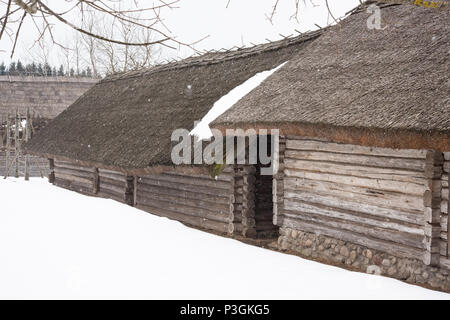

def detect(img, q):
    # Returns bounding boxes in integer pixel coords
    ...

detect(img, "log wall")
[280,136,438,262]
[49,158,276,238]
[53,159,96,195]
[98,168,133,205]
[135,168,235,234]
[441,152,450,268]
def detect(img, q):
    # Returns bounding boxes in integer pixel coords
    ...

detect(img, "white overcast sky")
[0,0,361,65]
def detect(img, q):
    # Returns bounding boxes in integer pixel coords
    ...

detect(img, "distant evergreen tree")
[8,62,16,75]
[43,62,52,76]
[37,63,44,76]
[16,60,25,75]
[69,68,75,77]
[81,70,87,77]
[58,65,65,76]
[86,67,92,77]
[52,67,57,76]
[30,62,37,75]
[0,62,6,75]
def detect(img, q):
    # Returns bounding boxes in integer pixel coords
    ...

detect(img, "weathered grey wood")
[284,177,424,212]
[100,181,126,195]
[136,189,231,214]
[286,139,428,159]
[137,203,231,234]
[138,176,232,197]
[55,161,93,172]
[284,168,426,196]
[163,171,234,182]
[137,197,231,223]
[136,181,231,205]
[146,173,232,190]
[285,150,425,171]
[54,172,94,186]
[284,158,427,184]
[282,215,424,259]
[284,197,423,236]
[284,190,423,226]
[54,166,95,180]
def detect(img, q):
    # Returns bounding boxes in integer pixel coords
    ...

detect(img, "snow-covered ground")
[0,178,449,300]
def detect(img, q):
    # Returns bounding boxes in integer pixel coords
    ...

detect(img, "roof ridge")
[101,29,325,83]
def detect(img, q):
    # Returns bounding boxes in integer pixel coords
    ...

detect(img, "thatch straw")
[212,3,450,151]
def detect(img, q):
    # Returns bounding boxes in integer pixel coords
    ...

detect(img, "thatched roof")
[26,30,321,172]
[212,3,450,151]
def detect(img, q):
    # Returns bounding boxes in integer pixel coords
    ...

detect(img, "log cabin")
[25,30,322,238]
[211,2,450,290]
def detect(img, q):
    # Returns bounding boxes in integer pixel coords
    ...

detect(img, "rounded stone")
[318,245,324,251]
[382,259,391,267]
[366,265,382,275]
[305,239,313,247]
[387,267,397,276]
[340,246,350,257]
[364,249,373,259]
[422,271,429,279]
[349,250,357,263]
[291,230,298,239]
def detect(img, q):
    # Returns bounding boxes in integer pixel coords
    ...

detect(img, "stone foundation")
[278,227,450,292]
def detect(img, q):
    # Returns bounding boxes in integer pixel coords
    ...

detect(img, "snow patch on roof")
[190,62,287,140]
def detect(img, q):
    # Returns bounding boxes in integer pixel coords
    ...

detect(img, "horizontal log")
[286,138,428,159]
[137,182,231,205]
[442,200,448,214]
[284,177,424,212]
[163,171,234,182]
[54,172,93,186]
[282,215,424,259]
[99,176,127,188]
[53,166,94,180]
[285,150,425,171]
[136,197,232,223]
[284,158,427,185]
[137,177,232,197]
[284,189,423,226]
[136,204,231,234]
[99,171,128,183]
[55,161,93,172]
[100,182,126,195]
[442,188,449,201]
[97,190,125,203]
[136,189,231,214]
[139,173,231,191]
[284,197,423,236]
[284,168,426,196]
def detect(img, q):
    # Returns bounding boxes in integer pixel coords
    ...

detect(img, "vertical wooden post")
[24,108,30,181]
[423,151,443,266]
[133,176,138,207]
[93,168,99,194]
[48,158,55,183]
[5,114,10,177]
[14,110,19,178]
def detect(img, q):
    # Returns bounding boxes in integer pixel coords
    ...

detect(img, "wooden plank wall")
[135,168,235,234]
[281,136,433,261]
[273,136,286,226]
[441,152,450,268]
[53,159,96,195]
[98,168,133,205]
